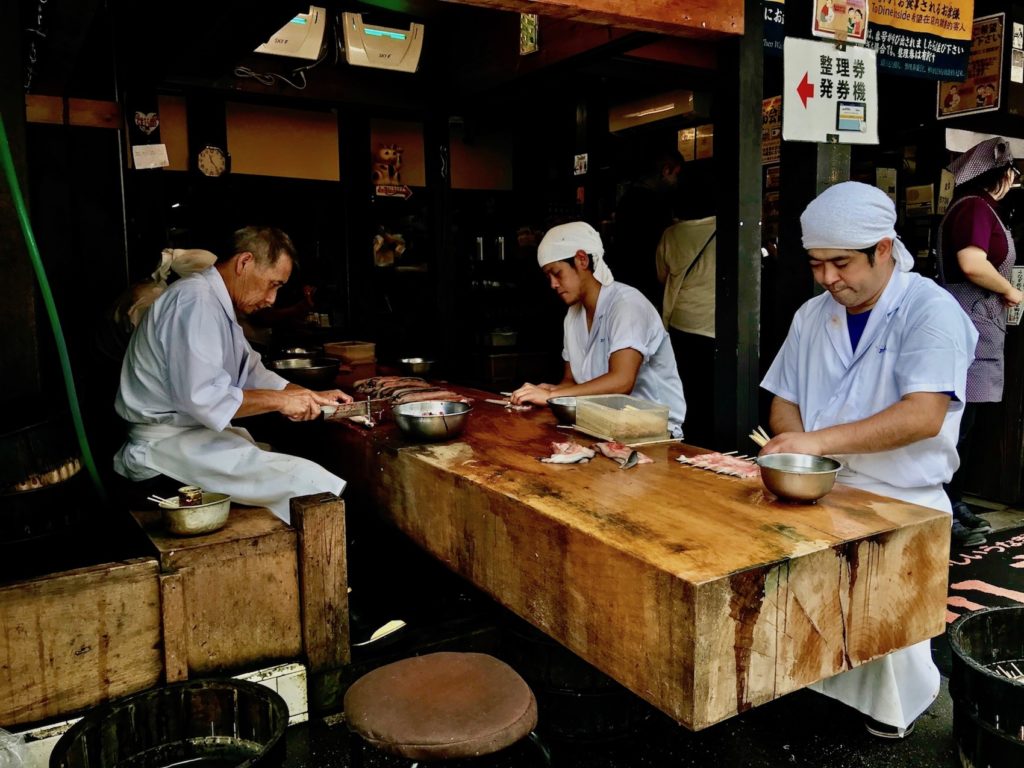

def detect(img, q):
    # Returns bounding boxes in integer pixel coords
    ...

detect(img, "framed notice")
[677,128,696,161]
[762,96,782,165]
[812,0,868,43]
[938,13,1004,119]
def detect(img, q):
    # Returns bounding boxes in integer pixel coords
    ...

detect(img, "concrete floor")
[278,503,1024,768]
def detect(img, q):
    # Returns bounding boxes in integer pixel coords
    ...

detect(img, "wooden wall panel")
[227,102,340,180]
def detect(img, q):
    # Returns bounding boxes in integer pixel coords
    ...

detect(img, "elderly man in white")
[509,221,686,437]
[760,182,977,738]
[114,226,350,522]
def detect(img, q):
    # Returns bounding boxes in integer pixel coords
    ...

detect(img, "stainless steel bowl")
[756,453,842,503]
[399,357,434,375]
[392,400,472,442]
[547,396,576,425]
[268,357,339,389]
[279,346,322,358]
[158,492,231,535]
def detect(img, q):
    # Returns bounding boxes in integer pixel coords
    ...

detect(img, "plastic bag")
[0,728,26,768]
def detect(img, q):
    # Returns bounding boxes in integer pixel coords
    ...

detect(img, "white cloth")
[801,181,915,272]
[114,266,345,522]
[538,221,614,285]
[761,268,977,729]
[562,281,686,436]
[655,216,716,337]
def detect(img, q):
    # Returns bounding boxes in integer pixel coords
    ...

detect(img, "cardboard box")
[324,341,375,364]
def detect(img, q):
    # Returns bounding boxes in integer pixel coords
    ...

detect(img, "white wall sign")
[783,37,878,145]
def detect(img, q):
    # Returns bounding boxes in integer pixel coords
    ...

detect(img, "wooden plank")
[24,95,120,128]
[159,571,188,683]
[291,493,349,713]
[0,558,162,726]
[322,386,951,729]
[441,0,744,38]
[132,506,302,675]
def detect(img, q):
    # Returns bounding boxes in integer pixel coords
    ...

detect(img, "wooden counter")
[322,389,950,730]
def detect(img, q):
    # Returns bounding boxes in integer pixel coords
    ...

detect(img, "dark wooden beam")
[440,0,743,38]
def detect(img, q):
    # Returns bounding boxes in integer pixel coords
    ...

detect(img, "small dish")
[158,492,232,535]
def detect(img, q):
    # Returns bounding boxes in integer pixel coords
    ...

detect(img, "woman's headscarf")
[800,181,914,272]
[537,222,614,285]
[948,136,1014,187]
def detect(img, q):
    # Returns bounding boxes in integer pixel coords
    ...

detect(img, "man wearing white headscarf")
[509,221,687,437]
[760,181,977,738]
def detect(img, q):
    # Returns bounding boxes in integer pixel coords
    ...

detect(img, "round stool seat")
[344,652,538,761]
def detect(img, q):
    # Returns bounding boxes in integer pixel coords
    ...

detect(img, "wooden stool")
[344,652,549,766]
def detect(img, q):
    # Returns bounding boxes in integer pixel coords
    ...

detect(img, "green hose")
[0,113,107,503]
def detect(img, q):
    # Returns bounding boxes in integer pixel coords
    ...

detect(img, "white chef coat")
[761,267,977,731]
[563,281,687,436]
[114,266,345,522]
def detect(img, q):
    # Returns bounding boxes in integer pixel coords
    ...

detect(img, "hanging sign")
[763,0,785,57]
[762,95,782,164]
[782,37,878,145]
[937,13,1004,119]
[865,0,973,80]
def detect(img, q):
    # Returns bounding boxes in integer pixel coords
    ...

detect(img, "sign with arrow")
[375,184,413,200]
[783,37,878,145]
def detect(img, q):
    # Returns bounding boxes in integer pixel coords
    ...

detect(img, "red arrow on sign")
[797,72,815,108]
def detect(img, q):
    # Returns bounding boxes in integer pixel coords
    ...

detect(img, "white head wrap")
[537,222,614,285]
[800,181,914,272]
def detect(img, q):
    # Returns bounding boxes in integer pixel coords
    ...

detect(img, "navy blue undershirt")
[846,309,871,352]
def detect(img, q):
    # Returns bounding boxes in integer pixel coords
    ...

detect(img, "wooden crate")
[0,558,163,727]
[132,506,303,676]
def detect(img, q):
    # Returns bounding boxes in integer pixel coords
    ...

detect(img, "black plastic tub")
[50,679,287,768]
[948,606,1024,767]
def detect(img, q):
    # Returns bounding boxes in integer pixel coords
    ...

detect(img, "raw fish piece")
[595,441,653,468]
[540,441,596,464]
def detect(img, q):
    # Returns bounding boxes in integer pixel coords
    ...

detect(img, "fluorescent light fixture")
[609,90,695,132]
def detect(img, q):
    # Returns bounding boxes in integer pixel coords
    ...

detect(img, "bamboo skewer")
[749,425,771,448]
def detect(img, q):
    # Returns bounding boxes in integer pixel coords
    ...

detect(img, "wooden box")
[131,506,303,677]
[324,340,376,364]
[0,558,163,727]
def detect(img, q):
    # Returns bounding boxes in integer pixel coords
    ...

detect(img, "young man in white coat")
[509,221,687,437]
[114,226,350,522]
[760,181,977,738]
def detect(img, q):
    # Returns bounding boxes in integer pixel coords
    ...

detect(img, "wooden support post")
[159,571,188,683]
[291,493,350,714]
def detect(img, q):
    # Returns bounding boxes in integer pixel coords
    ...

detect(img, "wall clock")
[197,145,229,177]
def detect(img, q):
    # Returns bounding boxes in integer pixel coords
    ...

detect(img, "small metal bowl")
[756,453,842,503]
[547,396,576,425]
[158,492,231,535]
[393,400,472,442]
[268,357,339,389]
[399,357,434,375]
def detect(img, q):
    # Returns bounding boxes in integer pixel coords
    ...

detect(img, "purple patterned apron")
[937,195,1015,402]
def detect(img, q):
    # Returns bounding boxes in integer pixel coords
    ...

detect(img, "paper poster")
[1007,266,1024,326]
[865,0,972,80]
[905,184,934,216]
[573,153,588,176]
[937,168,955,214]
[1013,49,1024,84]
[132,144,169,170]
[876,167,897,204]
[762,96,782,165]
[938,14,1004,120]
[677,128,696,161]
[812,0,868,43]
[695,124,714,160]
[1014,22,1023,49]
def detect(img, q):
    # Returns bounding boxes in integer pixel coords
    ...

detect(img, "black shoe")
[953,502,993,533]
[864,716,915,739]
[951,519,986,548]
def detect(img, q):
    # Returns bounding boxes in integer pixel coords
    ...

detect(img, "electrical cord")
[234,13,337,91]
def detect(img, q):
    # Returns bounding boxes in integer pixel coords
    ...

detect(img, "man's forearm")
[235,389,287,419]
[769,398,804,434]
[802,395,947,455]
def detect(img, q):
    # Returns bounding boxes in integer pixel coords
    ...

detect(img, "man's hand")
[312,388,353,405]
[277,389,328,421]
[510,383,556,406]
[760,432,825,456]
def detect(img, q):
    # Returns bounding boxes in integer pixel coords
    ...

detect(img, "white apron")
[807,473,946,733]
[123,423,345,523]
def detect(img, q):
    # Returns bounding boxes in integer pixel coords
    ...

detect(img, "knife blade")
[322,399,388,418]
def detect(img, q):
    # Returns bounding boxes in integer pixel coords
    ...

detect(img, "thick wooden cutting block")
[324,388,951,729]
[0,558,162,726]
[132,506,302,675]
